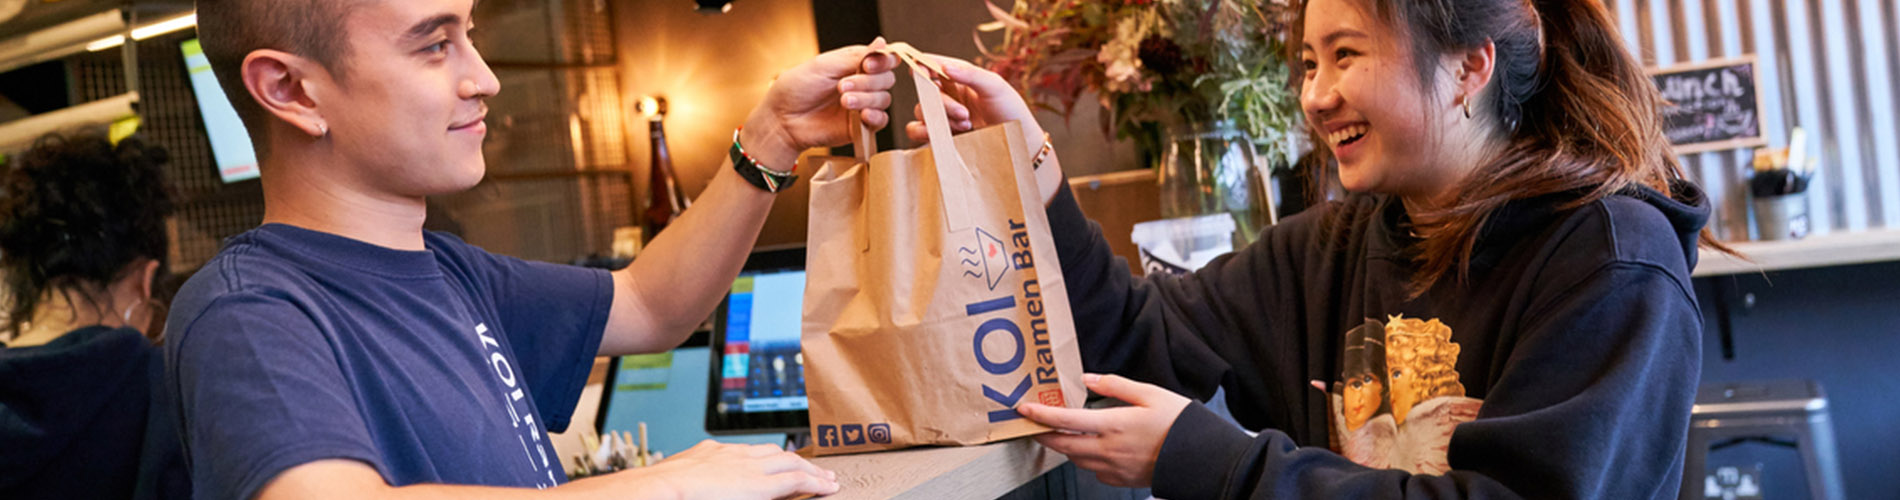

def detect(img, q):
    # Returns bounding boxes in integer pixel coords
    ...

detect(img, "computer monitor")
[593,248,808,453]
[705,248,808,435]
[594,345,783,456]
[180,38,260,183]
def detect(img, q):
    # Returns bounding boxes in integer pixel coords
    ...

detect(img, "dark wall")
[811,0,892,154]
[1692,261,1900,499]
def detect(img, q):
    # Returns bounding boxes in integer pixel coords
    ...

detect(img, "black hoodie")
[0,326,189,499]
[1047,179,1709,499]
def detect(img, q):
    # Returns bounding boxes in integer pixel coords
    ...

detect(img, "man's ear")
[241,49,330,138]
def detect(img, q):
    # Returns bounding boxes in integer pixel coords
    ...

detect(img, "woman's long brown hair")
[1293,0,1734,295]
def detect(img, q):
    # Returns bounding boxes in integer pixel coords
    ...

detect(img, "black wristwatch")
[730,128,797,193]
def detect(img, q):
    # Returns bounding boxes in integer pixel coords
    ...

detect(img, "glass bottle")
[643,117,690,240]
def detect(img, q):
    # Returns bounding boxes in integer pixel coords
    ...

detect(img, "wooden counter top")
[810,438,1068,500]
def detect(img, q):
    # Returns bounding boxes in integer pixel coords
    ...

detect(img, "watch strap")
[730,128,797,193]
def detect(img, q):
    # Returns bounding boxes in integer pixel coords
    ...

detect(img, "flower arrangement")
[977,0,1304,165]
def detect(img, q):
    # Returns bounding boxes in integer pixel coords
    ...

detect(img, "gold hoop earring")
[1462,98,1473,119]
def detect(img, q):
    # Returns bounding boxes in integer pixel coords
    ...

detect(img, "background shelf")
[1695,229,1900,276]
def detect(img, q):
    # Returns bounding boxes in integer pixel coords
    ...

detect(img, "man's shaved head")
[194,0,359,152]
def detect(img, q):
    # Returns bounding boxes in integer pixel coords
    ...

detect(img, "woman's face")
[1299,0,1461,196]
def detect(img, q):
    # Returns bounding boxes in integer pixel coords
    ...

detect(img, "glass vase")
[1157,120,1275,245]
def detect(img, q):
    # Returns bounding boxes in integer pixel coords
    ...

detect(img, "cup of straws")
[1749,129,1816,241]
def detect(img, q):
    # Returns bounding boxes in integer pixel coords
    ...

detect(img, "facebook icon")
[817,425,840,447]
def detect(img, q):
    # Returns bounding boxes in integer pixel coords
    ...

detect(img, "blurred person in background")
[0,130,189,499]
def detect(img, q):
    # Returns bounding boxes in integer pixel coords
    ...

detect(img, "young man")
[166,1,897,499]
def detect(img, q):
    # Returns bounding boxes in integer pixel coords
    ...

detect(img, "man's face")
[320,0,498,198]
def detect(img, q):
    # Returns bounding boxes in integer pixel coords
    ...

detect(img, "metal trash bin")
[1681,380,1845,500]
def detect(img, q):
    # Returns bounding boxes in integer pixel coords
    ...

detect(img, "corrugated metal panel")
[1607,0,1899,240]
[1859,0,1900,227]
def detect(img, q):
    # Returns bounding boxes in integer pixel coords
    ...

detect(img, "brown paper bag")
[799,46,1086,456]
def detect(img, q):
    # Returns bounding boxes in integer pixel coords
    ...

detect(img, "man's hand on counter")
[257,443,837,500]
[570,440,838,499]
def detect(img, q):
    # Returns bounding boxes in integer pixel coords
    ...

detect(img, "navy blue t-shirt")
[164,224,611,500]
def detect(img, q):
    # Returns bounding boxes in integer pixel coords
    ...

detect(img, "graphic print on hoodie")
[1327,315,1482,474]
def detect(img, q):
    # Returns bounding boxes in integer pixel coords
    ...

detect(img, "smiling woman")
[1295,0,1735,293]
[904,0,1723,496]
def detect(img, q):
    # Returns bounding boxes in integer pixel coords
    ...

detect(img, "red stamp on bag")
[1038,389,1064,407]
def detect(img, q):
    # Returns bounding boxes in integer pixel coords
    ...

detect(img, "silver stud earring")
[317,123,328,137]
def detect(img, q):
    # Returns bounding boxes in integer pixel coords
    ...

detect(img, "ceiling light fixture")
[87,13,197,52]
[693,0,733,15]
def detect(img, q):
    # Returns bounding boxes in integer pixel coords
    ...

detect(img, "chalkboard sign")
[1649,56,1768,154]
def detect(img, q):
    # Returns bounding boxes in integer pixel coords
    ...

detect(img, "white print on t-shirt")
[475,322,558,488]
[1326,314,1482,475]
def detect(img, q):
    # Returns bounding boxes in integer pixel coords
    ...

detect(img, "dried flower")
[977,0,1302,161]
[1098,16,1153,93]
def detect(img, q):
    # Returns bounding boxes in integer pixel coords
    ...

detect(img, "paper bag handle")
[883,44,977,232]
[847,102,876,162]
